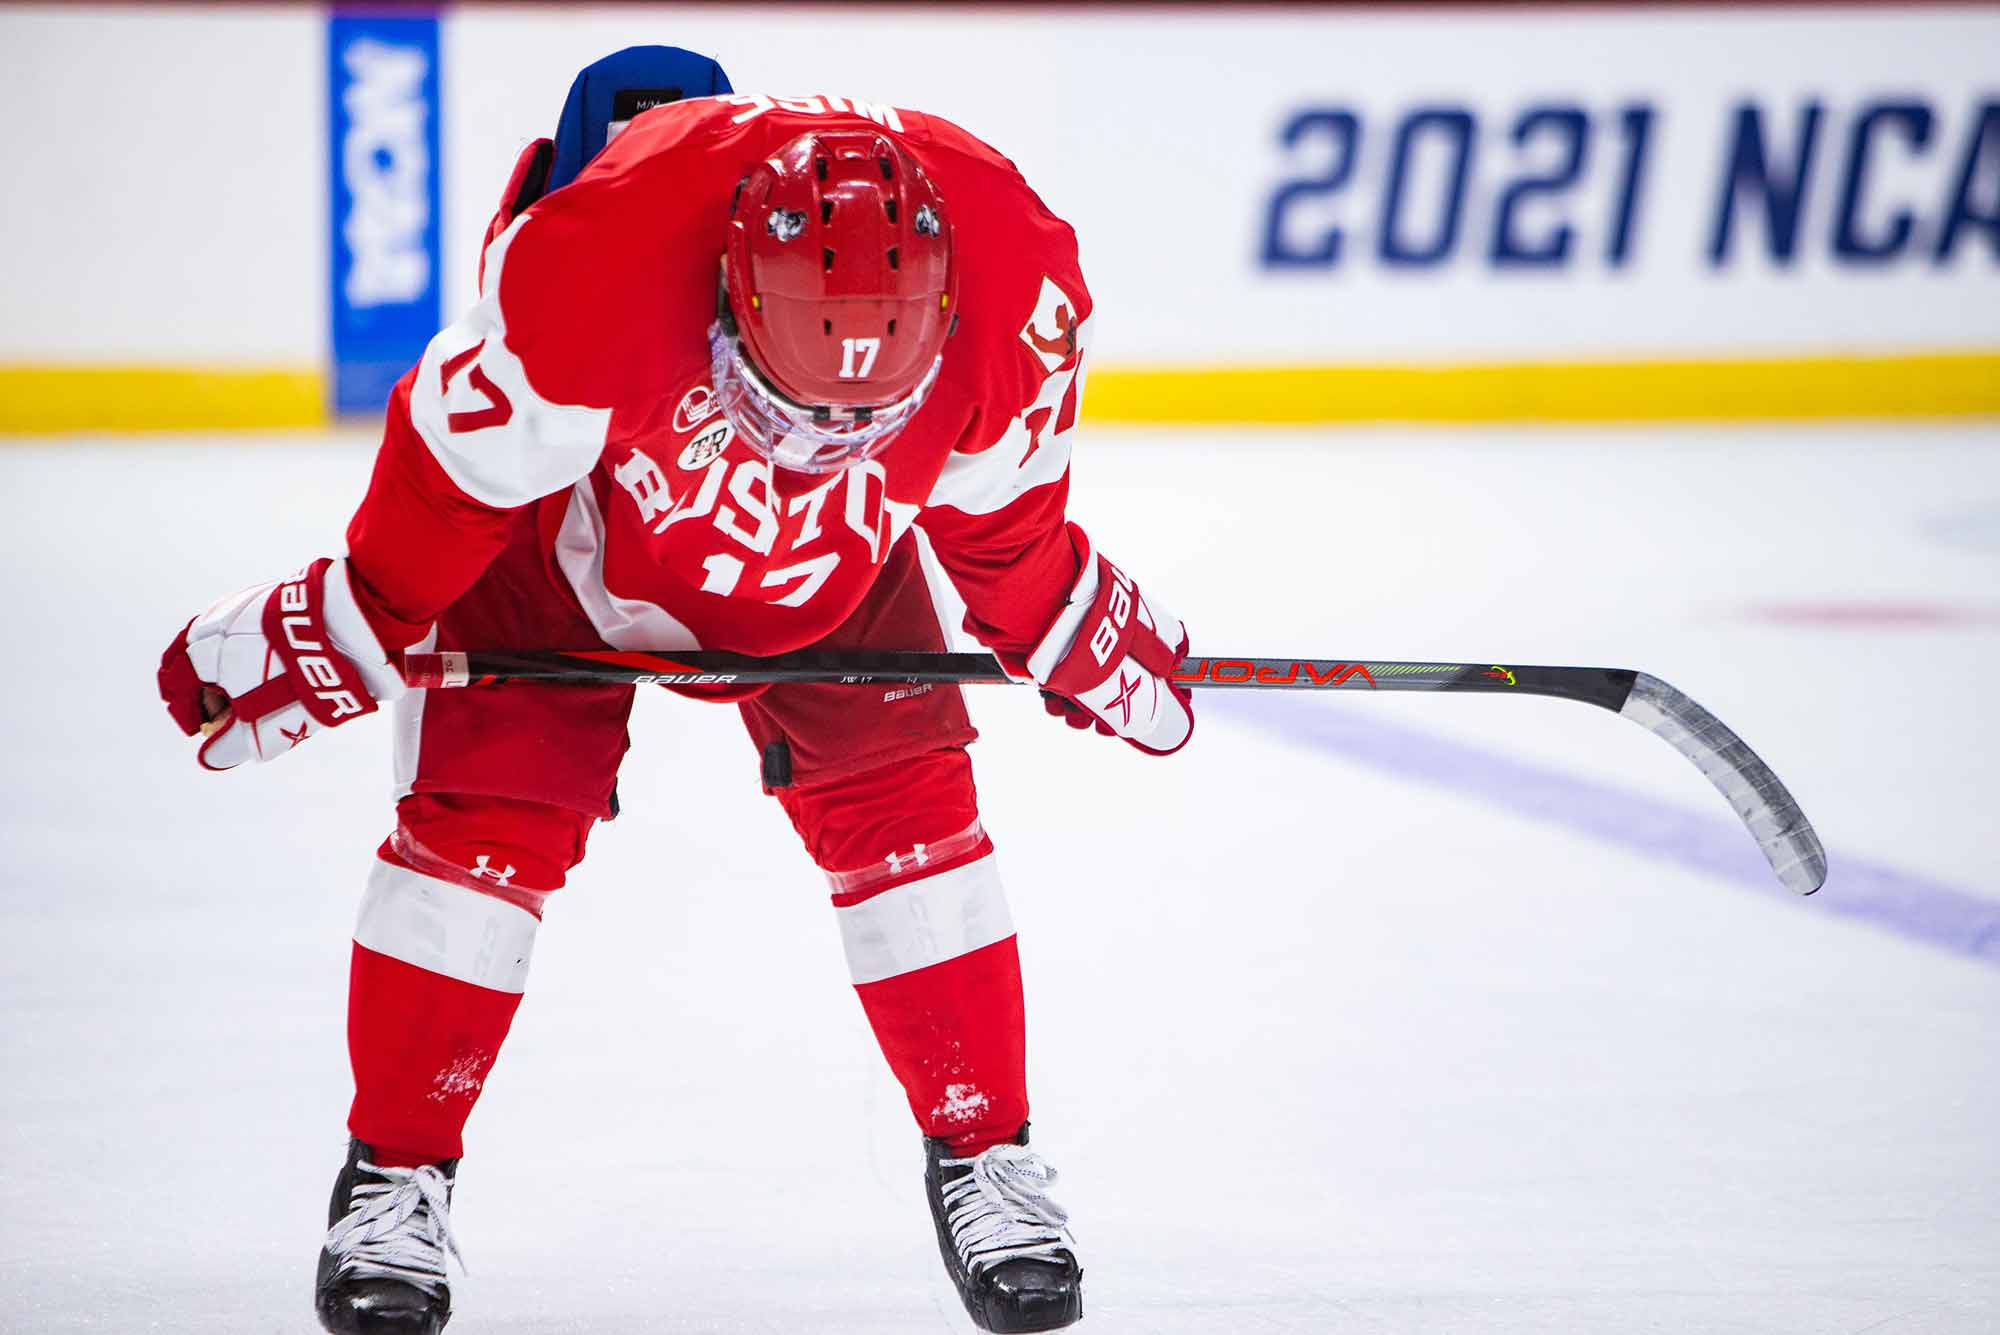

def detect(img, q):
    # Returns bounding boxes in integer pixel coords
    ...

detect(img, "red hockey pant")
[346,524,1028,1166]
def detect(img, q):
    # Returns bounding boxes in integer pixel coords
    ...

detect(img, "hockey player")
[156,57,1192,1335]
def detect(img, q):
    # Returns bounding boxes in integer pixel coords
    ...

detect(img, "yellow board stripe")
[0,366,324,433]
[1,351,1995,433]
[1084,350,2000,424]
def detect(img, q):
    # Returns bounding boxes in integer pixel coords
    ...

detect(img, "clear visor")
[708,322,941,475]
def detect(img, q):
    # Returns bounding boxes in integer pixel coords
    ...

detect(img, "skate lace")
[324,1159,464,1295]
[938,1144,1074,1275]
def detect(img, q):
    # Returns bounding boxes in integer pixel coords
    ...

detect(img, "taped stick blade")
[1619,673,1827,894]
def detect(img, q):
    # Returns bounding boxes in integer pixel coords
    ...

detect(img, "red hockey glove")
[1026,525,1193,756]
[157,558,406,770]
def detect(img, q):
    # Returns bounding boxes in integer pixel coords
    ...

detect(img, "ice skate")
[314,1138,462,1334]
[925,1126,1083,1332]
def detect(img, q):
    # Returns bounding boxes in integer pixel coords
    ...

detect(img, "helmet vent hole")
[815,157,829,181]
[887,319,897,337]
[822,247,835,273]
[886,246,899,271]
[820,200,833,224]
[878,157,893,180]
[884,198,898,224]
[823,319,833,336]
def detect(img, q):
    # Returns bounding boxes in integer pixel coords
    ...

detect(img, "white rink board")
[0,5,324,363]
[0,4,1994,368]
[443,4,2000,363]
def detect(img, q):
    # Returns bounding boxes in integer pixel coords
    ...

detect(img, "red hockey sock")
[343,795,590,1165]
[852,931,1029,1156]
[347,942,524,1166]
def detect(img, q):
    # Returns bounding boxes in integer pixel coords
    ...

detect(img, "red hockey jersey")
[344,94,1094,665]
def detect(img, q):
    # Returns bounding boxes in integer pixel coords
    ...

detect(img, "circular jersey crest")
[677,419,734,471]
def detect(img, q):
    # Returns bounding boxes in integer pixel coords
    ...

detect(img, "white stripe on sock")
[835,854,1014,985]
[354,858,540,993]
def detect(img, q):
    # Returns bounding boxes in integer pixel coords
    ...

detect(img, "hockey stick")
[402,649,1827,896]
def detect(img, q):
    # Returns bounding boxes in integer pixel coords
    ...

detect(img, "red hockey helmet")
[715,129,955,473]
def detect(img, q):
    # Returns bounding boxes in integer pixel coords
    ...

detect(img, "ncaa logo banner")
[327,12,442,415]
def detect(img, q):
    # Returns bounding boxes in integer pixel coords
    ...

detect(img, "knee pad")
[382,791,597,910]
[777,745,991,898]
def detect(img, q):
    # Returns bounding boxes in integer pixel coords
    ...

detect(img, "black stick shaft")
[403,650,1638,712]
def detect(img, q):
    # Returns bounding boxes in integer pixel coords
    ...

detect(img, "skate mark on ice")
[1217,695,2000,970]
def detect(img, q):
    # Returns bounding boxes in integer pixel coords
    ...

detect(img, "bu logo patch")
[674,384,719,434]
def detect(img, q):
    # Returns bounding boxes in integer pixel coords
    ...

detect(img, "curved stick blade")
[1619,673,1827,894]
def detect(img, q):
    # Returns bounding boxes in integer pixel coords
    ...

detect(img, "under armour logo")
[280,722,310,746]
[1109,671,1143,726]
[470,855,516,886]
[884,844,930,876]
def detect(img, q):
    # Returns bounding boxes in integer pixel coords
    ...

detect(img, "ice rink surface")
[3,422,1997,1333]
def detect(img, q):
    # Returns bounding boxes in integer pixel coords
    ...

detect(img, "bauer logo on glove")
[158,557,406,770]
[1025,524,1194,757]
[273,573,373,721]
